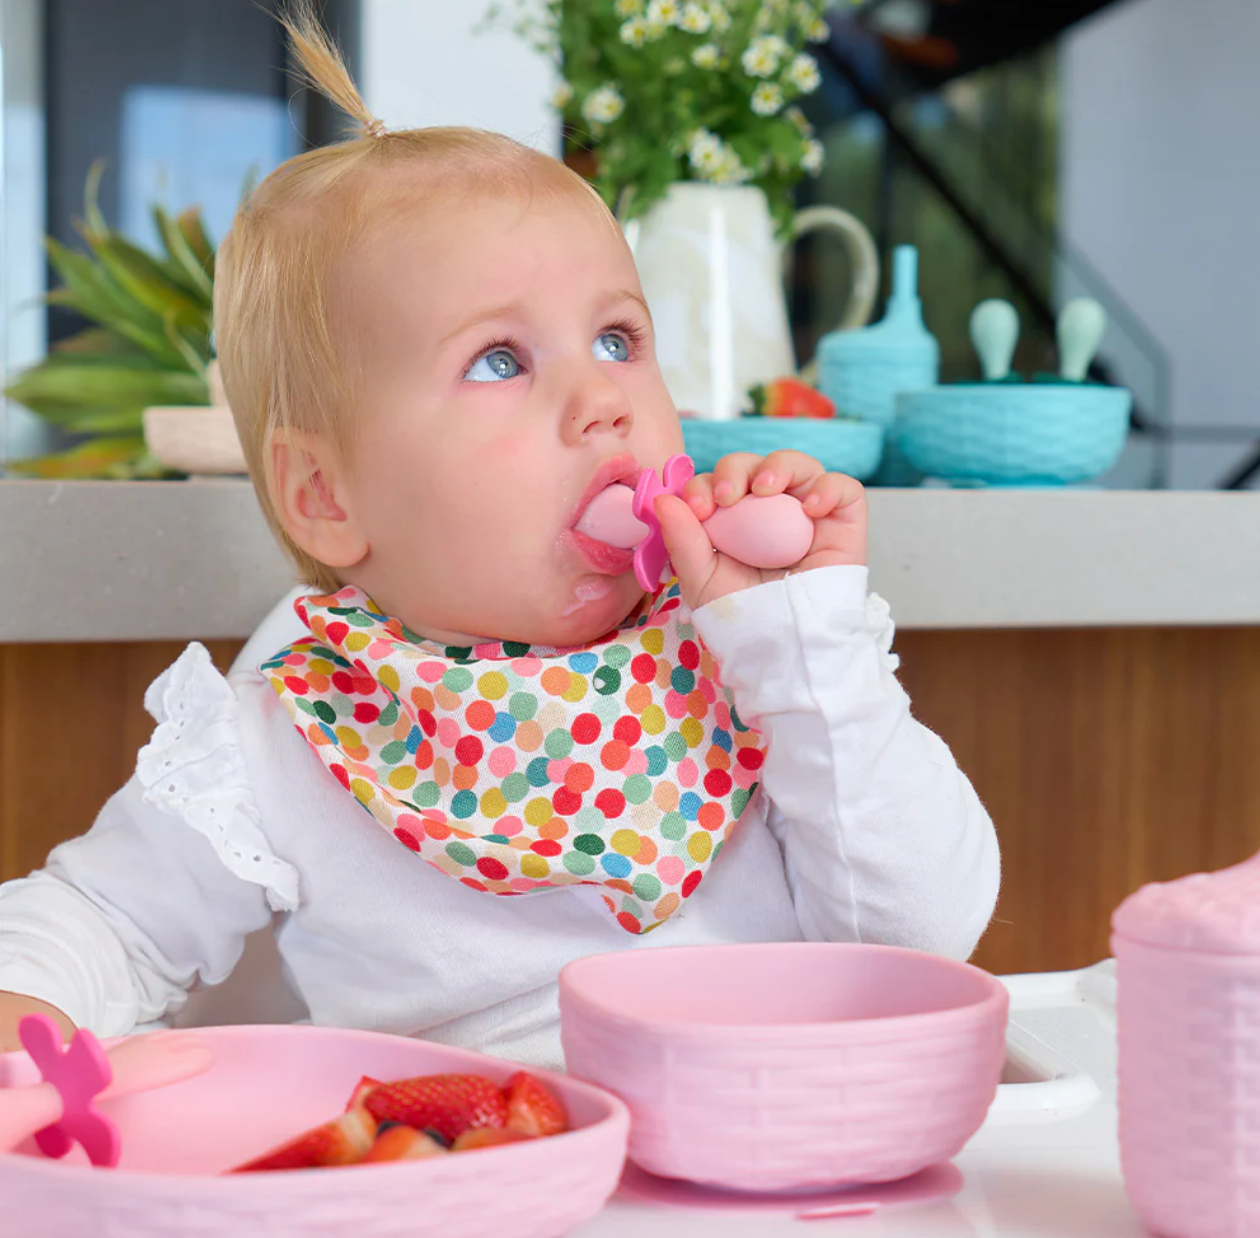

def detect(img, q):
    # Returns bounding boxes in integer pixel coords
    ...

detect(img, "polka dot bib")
[262,584,765,934]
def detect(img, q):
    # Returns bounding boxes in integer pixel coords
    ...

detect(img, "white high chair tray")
[574,960,1143,1237]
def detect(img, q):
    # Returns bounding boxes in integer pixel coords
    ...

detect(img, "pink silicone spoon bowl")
[559,942,1009,1192]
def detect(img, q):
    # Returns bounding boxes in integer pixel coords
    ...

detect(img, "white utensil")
[1057,298,1107,382]
[969,299,1020,381]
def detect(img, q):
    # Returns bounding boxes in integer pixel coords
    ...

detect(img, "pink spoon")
[576,454,815,591]
[0,1015,214,1166]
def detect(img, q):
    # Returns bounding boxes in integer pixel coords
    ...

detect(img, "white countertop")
[2,478,1258,642]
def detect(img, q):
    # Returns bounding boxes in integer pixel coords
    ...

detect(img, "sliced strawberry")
[362,1124,449,1163]
[232,1106,377,1172]
[361,1073,508,1144]
[505,1071,568,1138]
[748,377,835,419]
[451,1127,533,1152]
[346,1075,383,1110]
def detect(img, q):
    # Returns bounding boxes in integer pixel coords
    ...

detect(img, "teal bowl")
[896,384,1131,486]
[682,418,885,481]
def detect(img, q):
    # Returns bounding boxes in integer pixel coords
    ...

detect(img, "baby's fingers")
[801,472,865,519]
[709,453,764,507]
[748,450,825,499]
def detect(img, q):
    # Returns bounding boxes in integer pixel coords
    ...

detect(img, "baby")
[0,7,999,1067]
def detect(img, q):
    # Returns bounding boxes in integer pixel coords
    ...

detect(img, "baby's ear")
[267,428,369,570]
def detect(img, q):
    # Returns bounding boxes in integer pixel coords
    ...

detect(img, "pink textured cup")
[559,942,1008,1191]
[0,1025,629,1238]
[1112,853,1260,1238]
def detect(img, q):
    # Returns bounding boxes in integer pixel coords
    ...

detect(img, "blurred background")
[2,1,1259,981]
[3,0,1258,488]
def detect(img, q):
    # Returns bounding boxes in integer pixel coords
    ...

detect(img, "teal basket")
[682,417,885,480]
[896,384,1132,486]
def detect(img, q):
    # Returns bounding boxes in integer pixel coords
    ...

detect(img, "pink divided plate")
[0,1025,629,1238]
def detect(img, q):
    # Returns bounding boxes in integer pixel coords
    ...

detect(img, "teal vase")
[817,245,939,484]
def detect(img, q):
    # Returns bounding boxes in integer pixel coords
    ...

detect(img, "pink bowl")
[0,1025,629,1238]
[559,942,1008,1192]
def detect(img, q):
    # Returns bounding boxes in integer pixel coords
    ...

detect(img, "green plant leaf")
[153,204,214,301]
[176,207,216,280]
[5,362,208,420]
[85,225,211,314]
[4,435,168,480]
[44,239,189,368]
[83,158,110,236]
[50,328,168,367]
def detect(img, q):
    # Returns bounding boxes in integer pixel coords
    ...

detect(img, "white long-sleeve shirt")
[0,567,999,1070]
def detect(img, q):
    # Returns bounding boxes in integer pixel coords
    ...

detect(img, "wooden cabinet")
[3,629,1258,976]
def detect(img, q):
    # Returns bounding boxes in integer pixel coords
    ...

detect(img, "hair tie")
[365,118,387,139]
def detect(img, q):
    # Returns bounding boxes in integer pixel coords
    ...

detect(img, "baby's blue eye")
[593,333,630,363]
[465,348,521,382]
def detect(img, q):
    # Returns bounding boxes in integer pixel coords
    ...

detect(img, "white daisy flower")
[785,105,813,137]
[806,16,830,43]
[706,2,732,33]
[786,52,821,93]
[711,148,750,184]
[549,81,574,110]
[620,16,648,46]
[688,127,721,161]
[751,82,784,115]
[582,84,626,125]
[691,41,720,68]
[615,0,643,16]
[647,0,682,24]
[741,35,782,77]
[801,138,824,175]
[679,2,711,33]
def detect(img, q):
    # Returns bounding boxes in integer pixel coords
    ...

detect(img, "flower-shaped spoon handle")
[631,453,695,592]
[18,1014,119,1166]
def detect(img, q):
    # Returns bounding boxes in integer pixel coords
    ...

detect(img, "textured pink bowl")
[559,942,1008,1192]
[0,1025,629,1238]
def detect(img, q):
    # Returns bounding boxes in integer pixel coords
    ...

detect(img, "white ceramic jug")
[626,182,879,420]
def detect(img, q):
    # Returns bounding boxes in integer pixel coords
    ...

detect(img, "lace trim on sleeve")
[135,643,299,912]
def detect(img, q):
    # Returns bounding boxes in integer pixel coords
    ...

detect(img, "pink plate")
[560,942,1008,1192]
[0,1025,629,1238]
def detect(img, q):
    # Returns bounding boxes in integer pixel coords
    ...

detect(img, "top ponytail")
[281,0,387,141]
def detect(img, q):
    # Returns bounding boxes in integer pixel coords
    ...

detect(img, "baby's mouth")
[565,453,650,575]
[567,527,637,576]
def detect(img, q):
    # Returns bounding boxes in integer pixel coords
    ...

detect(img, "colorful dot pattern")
[261,583,765,934]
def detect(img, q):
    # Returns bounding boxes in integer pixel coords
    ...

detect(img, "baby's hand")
[0,991,76,1054]
[655,450,867,610]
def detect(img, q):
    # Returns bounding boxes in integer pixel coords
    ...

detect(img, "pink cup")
[559,942,1009,1192]
[1113,852,1260,1238]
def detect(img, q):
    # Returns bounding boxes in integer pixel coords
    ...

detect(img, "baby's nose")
[567,374,634,441]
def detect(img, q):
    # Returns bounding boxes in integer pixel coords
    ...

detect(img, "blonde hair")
[214,1,608,591]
